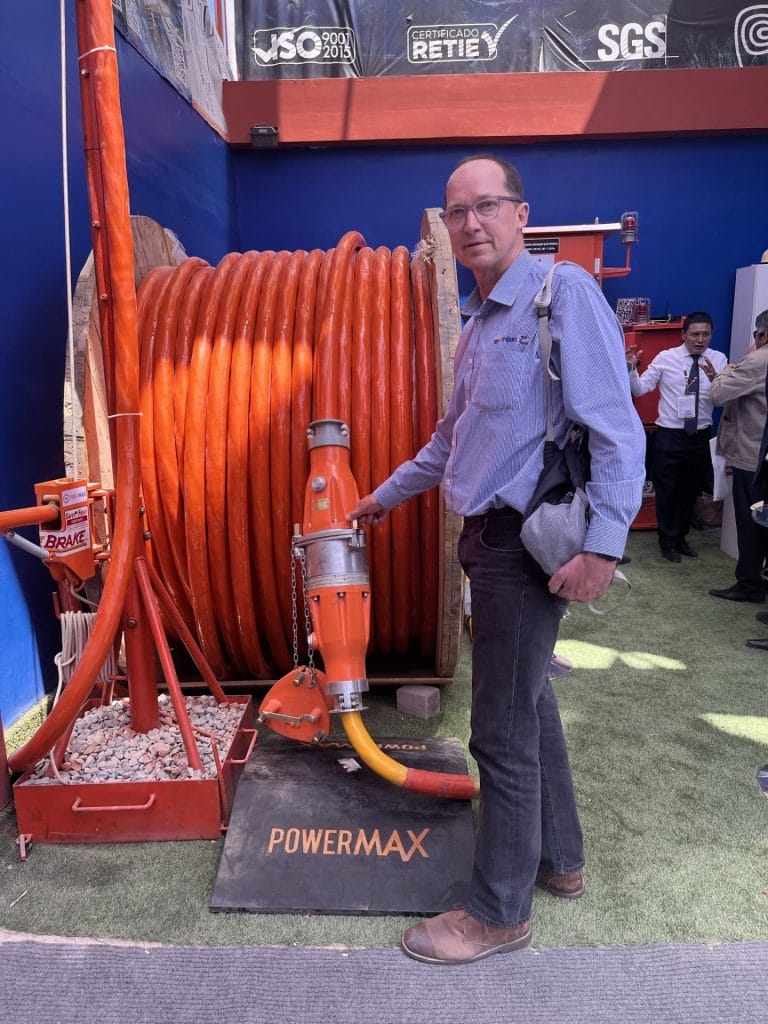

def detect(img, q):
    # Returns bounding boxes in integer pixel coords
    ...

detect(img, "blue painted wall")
[0,4,235,727]
[232,136,768,350]
[3,4,768,730]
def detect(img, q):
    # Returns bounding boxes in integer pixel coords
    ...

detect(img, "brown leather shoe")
[401,909,532,965]
[535,867,585,899]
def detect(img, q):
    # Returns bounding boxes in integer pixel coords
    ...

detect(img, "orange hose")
[10,0,141,771]
[140,265,195,623]
[249,251,292,673]
[173,265,212,492]
[127,243,444,677]
[411,256,439,656]
[290,249,322,531]
[336,248,356,428]
[270,250,305,643]
[370,247,393,653]
[313,232,364,421]
[228,252,271,676]
[183,253,241,676]
[351,247,373,500]
[405,766,479,800]
[390,246,418,653]
[151,259,207,574]
[205,252,252,671]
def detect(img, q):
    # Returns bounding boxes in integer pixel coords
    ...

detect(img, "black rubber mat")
[210,733,474,915]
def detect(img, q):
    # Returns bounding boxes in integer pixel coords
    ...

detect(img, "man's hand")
[347,494,388,526]
[700,356,719,381]
[625,345,643,370]
[548,552,616,603]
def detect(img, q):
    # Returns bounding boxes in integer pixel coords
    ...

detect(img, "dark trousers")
[731,468,768,595]
[652,426,712,549]
[458,508,584,927]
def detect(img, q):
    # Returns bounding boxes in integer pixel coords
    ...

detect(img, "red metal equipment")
[523,219,636,284]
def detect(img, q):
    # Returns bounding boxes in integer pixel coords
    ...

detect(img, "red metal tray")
[13,696,255,845]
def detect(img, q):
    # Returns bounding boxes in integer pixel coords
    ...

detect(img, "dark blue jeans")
[459,508,584,928]
[732,467,768,595]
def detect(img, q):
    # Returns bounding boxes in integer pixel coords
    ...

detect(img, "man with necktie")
[627,312,728,561]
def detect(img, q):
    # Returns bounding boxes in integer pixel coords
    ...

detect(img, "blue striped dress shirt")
[374,250,646,559]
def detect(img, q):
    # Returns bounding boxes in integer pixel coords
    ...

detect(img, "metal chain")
[290,542,300,669]
[299,549,317,680]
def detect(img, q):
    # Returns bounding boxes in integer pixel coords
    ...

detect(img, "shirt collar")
[680,344,707,359]
[460,249,536,317]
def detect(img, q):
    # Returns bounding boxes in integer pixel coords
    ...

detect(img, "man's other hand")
[548,552,616,603]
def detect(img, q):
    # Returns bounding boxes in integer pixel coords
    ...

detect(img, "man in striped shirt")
[348,155,645,965]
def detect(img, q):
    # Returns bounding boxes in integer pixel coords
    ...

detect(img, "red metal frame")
[13,696,255,845]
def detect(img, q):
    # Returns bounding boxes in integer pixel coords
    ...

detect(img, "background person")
[348,154,645,966]
[706,309,768,605]
[626,313,728,561]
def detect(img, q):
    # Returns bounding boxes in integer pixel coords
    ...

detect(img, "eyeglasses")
[754,330,767,339]
[439,195,522,230]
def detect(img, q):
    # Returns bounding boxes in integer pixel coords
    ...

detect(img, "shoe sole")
[535,879,586,899]
[401,924,532,965]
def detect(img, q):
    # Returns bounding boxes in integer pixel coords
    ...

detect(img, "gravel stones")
[22,695,245,786]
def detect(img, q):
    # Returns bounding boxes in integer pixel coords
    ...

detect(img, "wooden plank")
[66,216,188,489]
[419,209,464,679]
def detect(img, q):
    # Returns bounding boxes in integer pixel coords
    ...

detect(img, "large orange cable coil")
[136,232,441,679]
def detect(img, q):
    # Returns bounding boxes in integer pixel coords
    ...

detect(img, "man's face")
[682,321,712,356]
[443,159,529,293]
[755,329,768,349]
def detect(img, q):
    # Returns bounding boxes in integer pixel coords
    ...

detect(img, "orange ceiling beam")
[223,67,768,147]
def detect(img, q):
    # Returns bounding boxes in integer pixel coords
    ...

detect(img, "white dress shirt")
[629,344,728,430]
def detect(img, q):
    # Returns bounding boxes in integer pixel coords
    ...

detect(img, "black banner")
[236,1,768,79]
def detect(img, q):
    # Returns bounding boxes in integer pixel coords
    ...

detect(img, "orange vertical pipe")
[10,0,142,770]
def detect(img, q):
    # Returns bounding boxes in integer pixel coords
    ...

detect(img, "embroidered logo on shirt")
[494,335,530,345]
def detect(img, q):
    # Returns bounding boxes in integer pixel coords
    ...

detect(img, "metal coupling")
[324,677,370,713]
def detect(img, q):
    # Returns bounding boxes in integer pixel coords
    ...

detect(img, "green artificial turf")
[2,528,766,949]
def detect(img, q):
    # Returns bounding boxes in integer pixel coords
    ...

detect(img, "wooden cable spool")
[68,213,464,683]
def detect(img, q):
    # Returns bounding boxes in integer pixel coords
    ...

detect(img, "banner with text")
[236,1,768,79]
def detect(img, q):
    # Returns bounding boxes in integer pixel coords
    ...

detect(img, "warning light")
[620,211,639,244]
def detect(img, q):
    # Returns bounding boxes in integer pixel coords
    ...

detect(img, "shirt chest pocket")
[473,342,534,413]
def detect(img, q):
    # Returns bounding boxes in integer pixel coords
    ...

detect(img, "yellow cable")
[341,711,408,787]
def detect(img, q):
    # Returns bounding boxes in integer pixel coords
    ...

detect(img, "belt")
[464,505,522,526]
[656,425,711,436]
